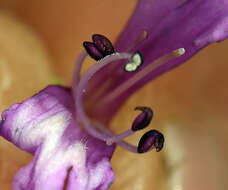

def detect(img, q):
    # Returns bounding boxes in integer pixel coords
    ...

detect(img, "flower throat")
[73,33,185,153]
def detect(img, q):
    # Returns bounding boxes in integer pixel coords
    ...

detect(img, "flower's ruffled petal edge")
[0,85,115,190]
[85,0,228,122]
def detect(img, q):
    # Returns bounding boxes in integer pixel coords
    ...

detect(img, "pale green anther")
[124,52,143,72]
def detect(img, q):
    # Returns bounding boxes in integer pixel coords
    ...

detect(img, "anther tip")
[92,34,106,40]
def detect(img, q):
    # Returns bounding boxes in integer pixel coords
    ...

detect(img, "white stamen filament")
[72,51,87,86]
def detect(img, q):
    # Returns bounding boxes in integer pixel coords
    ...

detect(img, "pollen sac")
[83,41,104,61]
[131,106,153,131]
[92,34,115,56]
[83,34,115,61]
[124,51,143,72]
[137,130,164,153]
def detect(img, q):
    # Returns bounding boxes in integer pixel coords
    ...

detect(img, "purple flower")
[1,0,228,189]
[1,86,115,189]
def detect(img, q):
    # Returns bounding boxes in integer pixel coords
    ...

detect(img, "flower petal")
[116,0,228,52]
[0,85,115,190]
[86,0,228,121]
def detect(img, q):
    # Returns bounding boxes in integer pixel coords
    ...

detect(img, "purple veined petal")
[83,41,104,61]
[92,34,115,56]
[83,0,228,121]
[0,85,115,190]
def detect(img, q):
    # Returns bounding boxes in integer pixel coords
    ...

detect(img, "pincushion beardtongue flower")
[1,0,228,189]
[0,33,186,190]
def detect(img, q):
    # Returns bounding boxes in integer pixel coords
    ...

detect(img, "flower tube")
[1,0,228,189]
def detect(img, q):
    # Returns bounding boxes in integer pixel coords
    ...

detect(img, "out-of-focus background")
[0,1,228,190]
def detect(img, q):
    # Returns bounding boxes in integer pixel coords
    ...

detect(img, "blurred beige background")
[0,1,228,190]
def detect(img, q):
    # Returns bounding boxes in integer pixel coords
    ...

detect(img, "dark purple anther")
[83,34,115,61]
[83,42,104,61]
[131,106,153,131]
[92,34,115,56]
[137,130,164,153]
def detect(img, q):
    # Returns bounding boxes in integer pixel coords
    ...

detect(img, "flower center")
[73,34,185,154]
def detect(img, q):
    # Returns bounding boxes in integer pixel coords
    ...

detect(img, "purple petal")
[116,0,228,52]
[0,85,115,190]
[85,0,228,122]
